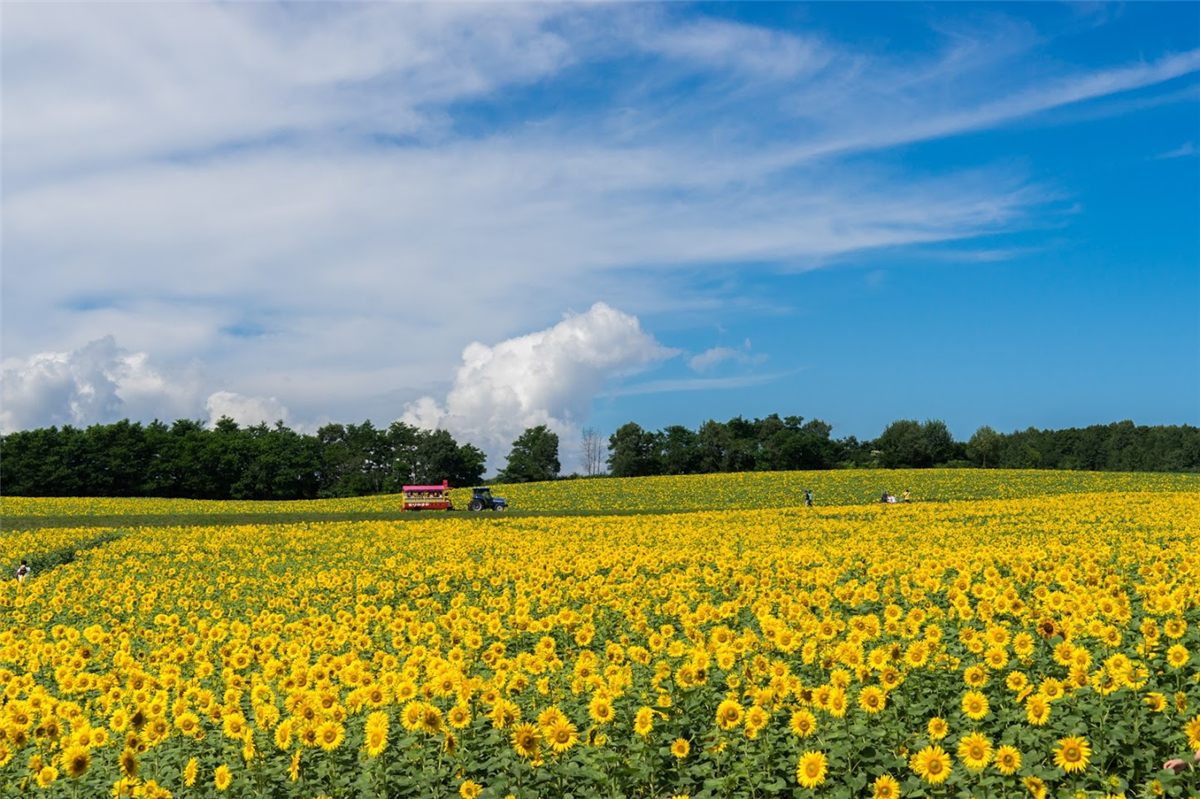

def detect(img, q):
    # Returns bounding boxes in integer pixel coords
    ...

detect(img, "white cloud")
[637,15,831,81]
[602,372,789,398]
[2,5,1196,438]
[0,336,297,435]
[689,339,768,372]
[3,3,576,185]
[689,347,741,372]
[402,303,676,472]
[1154,141,1196,159]
[0,336,202,433]
[204,391,291,430]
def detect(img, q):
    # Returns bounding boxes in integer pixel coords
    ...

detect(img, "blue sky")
[3,2,1197,471]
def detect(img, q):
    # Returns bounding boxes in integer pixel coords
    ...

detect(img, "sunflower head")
[510,723,541,760]
[1053,736,1091,774]
[796,750,828,789]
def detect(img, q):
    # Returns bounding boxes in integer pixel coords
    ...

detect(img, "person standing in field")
[804,490,813,507]
[16,560,29,583]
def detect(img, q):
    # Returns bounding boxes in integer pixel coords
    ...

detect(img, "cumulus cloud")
[205,391,290,429]
[0,336,202,433]
[402,303,676,472]
[688,339,768,372]
[0,335,296,435]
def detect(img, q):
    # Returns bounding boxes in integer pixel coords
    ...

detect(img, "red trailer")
[402,480,453,511]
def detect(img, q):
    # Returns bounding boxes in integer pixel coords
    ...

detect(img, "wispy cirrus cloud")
[689,340,768,373]
[1155,141,1197,159]
[3,4,1197,436]
[4,3,576,186]
[602,372,792,398]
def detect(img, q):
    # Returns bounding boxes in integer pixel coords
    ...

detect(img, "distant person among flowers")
[1164,750,1200,773]
[16,559,29,583]
[804,490,813,507]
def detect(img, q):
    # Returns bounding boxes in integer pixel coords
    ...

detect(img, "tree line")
[609,412,1200,475]
[0,415,1195,499]
[0,418,485,500]
[602,417,1200,477]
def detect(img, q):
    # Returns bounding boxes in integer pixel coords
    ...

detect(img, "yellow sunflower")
[743,706,769,739]
[957,731,992,771]
[1023,776,1047,799]
[872,774,900,799]
[316,720,345,752]
[927,716,948,741]
[634,707,655,737]
[62,745,91,779]
[489,699,520,730]
[214,764,232,792]
[909,745,952,785]
[119,748,139,780]
[790,709,817,738]
[1186,714,1200,750]
[796,750,827,789]
[588,696,614,726]
[961,690,989,721]
[419,704,444,735]
[858,686,886,714]
[963,664,988,688]
[447,705,471,730]
[716,699,744,730]
[994,745,1021,776]
[1025,694,1050,726]
[510,722,540,760]
[1164,618,1187,639]
[1053,735,1091,774]
[546,718,579,754]
[36,765,58,788]
[365,725,387,757]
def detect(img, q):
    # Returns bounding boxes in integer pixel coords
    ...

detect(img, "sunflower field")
[1,472,1199,799]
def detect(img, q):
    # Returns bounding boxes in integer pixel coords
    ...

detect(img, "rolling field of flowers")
[3,469,1198,520]
[1,473,1199,798]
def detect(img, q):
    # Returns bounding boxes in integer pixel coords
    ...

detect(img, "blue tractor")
[467,486,507,511]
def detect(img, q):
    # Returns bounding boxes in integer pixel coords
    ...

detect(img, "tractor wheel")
[468,499,485,512]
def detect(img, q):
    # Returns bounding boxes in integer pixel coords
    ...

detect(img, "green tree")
[317,421,391,497]
[233,422,322,499]
[696,419,734,473]
[921,419,954,466]
[660,425,700,475]
[383,421,422,491]
[500,425,561,483]
[607,423,661,477]
[966,425,1001,468]
[875,419,924,468]
[875,418,953,468]
[412,429,486,487]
